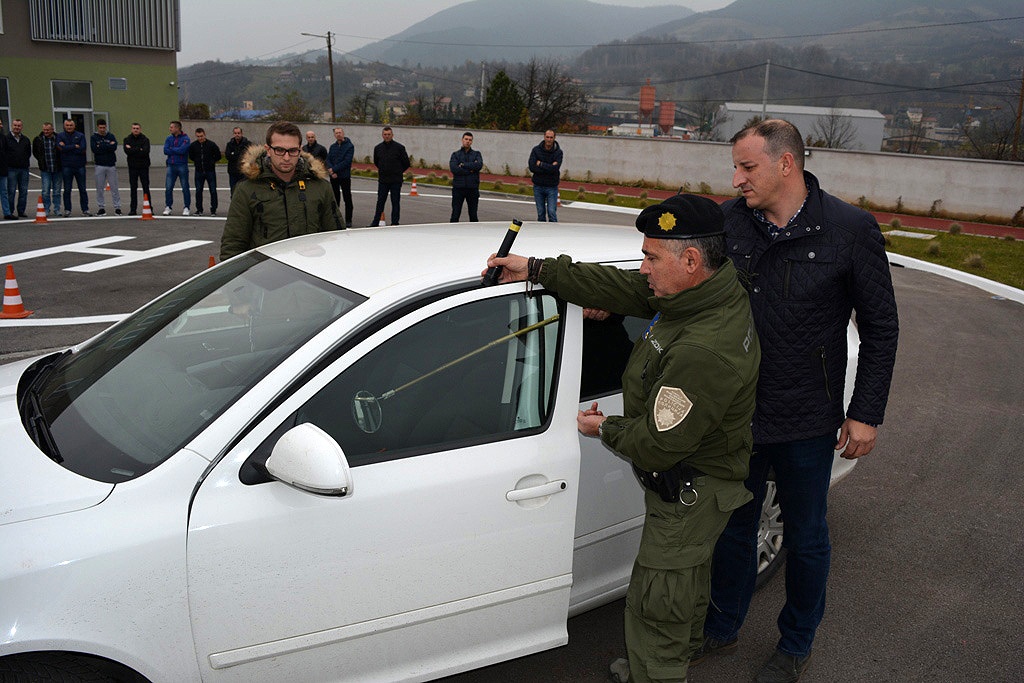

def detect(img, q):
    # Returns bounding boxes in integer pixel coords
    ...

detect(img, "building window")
[28,0,180,51]
[0,78,10,128]
[52,81,93,110]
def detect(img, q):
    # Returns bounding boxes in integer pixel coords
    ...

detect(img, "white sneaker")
[162,207,172,216]
[182,207,191,216]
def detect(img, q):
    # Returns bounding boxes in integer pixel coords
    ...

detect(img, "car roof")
[257,221,644,296]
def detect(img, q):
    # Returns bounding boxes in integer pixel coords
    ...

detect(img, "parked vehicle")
[0,223,856,682]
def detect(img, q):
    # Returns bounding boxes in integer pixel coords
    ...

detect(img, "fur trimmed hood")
[240,144,330,182]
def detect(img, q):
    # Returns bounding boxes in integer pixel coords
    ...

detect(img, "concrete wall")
[184,121,1024,222]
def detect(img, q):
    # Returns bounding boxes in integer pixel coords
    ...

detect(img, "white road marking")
[0,236,212,272]
[0,314,125,328]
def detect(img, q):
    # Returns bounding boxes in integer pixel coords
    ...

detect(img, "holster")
[633,460,704,504]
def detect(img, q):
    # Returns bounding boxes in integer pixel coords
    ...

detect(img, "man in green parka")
[487,194,760,683]
[220,121,343,261]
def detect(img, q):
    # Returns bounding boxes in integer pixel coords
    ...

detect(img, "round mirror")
[352,390,382,434]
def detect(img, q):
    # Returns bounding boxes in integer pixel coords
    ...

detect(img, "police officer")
[487,195,761,683]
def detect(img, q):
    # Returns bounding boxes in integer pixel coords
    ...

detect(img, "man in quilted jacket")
[696,119,899,683]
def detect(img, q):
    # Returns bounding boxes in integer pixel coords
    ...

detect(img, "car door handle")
[506,480,568,502]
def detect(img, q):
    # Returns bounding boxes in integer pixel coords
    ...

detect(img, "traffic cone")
[208,256,216,268]
[378,211,386,226]
[409,180,419,196]
[557,191,562,207]
[34,196,48,224]
[1,264,33,319]
[140,194,155,221]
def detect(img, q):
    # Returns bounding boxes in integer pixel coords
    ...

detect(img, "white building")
[718,102,886,151]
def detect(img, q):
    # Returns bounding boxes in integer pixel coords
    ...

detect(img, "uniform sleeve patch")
[654,386,693,432]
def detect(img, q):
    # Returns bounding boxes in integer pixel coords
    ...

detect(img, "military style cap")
[635,193,724,239]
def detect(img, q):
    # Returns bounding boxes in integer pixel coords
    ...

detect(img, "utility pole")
[761,58,771,120]
[302,31,335,121]
[1013,65,1023,161]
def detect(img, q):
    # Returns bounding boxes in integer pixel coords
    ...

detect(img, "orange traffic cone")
[409,180,419,196]
[378,211,386,226]
[208,256,216,268]
[141,194,155,221]
[557,190,562,207]
[34,196,48,224]
[1,264,33,319]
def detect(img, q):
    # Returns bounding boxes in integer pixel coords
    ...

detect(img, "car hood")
[0,358,114,526]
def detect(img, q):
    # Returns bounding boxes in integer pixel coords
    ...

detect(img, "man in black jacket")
[123,123,151,215]
[303,130,328,164]
[695,119,898,683]
[528,129,562,222]
[449,132,483,222]
[6,119,32,218]
[189,128,222,216]
[369,126,410,226]
[225,127,250,196]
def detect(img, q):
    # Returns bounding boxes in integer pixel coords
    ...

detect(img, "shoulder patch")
[654,386,693,432]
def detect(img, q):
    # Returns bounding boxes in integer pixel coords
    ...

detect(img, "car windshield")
[22,253,364,483]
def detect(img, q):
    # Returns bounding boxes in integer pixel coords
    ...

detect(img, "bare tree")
[691,95,725,141]
[514,59,589,132]
[810,108,858,149]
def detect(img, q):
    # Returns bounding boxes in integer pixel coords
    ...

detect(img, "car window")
[251,292,564,473]
[580,313,649,400]
[25,253,364,483]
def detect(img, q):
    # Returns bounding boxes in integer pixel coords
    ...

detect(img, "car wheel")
[755,476,786,589]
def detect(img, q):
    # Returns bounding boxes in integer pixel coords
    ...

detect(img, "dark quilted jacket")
[722,171,899,444]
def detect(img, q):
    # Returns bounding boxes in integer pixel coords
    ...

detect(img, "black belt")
[633,461,704,506]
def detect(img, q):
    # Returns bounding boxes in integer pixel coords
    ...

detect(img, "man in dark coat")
[449,131,483,222]
[225,127,251,196]
[369,126,410,226]
[123,123,151,215]
[528,129,562,222]
[696,119,899,683]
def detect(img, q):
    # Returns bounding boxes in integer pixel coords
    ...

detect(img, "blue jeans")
[7,168,30,215]
[0,175,9,216]
[373,180,403,225]
[705,433,835,658]
[62,166,89,212]
[165,163,191,209]
[194,169,218,213]
[533,185,558,222]
[41,171,62,214]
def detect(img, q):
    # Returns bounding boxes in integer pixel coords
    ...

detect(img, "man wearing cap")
[487,195,760,683]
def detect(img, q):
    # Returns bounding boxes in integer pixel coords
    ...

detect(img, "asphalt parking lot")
[2,171,1022,681]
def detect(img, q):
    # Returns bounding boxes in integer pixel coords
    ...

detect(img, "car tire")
[755,474,787,589]
[0,652,118,682]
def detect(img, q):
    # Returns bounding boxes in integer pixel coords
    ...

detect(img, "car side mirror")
[265,423,353,497]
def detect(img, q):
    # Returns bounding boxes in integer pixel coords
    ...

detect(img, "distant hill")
[353,0,694,67]
[633,0,1024,66]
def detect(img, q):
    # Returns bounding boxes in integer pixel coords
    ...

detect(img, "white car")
[0,222,856,682]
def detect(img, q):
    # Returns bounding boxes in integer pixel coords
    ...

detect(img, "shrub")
[427,172,437,182]
[857,196,869,209]
[681,182,692,193]
[948,223,962,235]
[929,199,943,217]
[638,198,650,208]
[1012,206,1024,227]
[1003,235,1016,242]
[363,155,371,164]
[640,191,649,200]
[577,188,587,200]
[963,253,984,269]
[926,242,941,256]
[517,183,527,195]
[889,218,902,229]
[503,163,511,176]
[895,196,904,213]
[493,180,503,191]
[585,170,593,182]
[698,181,712,195]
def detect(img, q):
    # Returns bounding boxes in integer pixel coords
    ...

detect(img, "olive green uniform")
[540,255,760,682]
[220,148,342,260]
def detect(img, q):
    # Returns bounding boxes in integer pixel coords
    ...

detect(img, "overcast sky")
[178,0,733,66]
